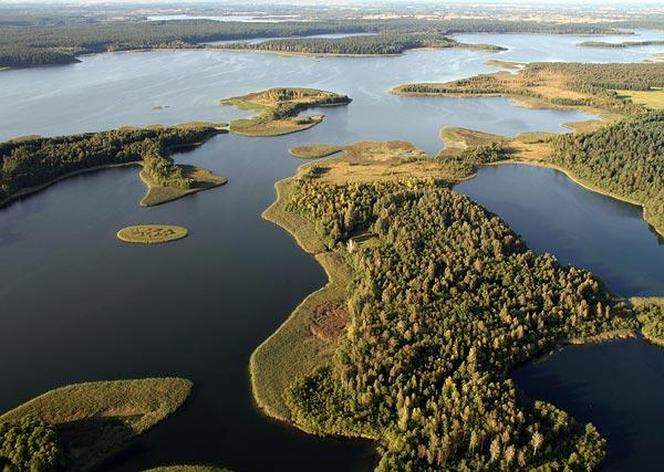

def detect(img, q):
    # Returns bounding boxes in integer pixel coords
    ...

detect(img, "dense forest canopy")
[0,418,63,471]
[0,18,630,67]
[549,111,664,233]
[0,125,220,204]
[280,175,635,470]
[214,32,504,55]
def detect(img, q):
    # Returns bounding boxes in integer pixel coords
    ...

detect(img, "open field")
[615,89,664,110]
[221,88,351,137]
[1,378,192,470]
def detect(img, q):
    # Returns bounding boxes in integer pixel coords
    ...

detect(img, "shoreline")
[478,159,664,239]
[0,161,140,210]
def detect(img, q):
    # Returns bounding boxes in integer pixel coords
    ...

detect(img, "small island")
[220,88,351,137]
[0,378,192,471]
[577,40,664,49]
[117,225,189,244]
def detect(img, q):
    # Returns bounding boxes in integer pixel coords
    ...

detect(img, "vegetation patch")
[632,298,664,347]
[310,302,349,343]
[288,144,345,159]
[140,164,228,207]
[221,88,351,137]
[577,40,664,49]
[392,62,664,117]
[615,89,664,110]
[393,63,664,235]
[0,123,225,208]
[0,378,192,471]
[212,32,505,56]
[117,225,188,244]
[253,139,638,470]
[485,59,524,70]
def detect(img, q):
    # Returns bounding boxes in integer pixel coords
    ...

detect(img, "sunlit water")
[0,31,663,471]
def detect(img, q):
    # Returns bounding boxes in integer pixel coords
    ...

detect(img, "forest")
[214,32,504,55]
[0,125,219,205]
[278,175,636,471]
[0,418,63,471]
[577,40,664,49]
[0,18,627,67]
[549,111,664,234]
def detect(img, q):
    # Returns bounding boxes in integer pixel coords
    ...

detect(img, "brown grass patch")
[310,302,349,343]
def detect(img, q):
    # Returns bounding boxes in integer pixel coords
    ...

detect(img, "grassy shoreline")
[1,378,192,470]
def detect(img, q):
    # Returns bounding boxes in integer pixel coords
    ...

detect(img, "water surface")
[1,33,663,471]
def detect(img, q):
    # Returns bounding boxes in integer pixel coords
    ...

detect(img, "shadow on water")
[513,339,664,471]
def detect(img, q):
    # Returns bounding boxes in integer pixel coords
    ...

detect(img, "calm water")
[455,164,664,297]
[1,32,663,471]
[513,339,664,472]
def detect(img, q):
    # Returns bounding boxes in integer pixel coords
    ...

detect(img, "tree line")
[0,125,219,204]
[0,18,627,68]
[281,176,635,470]
[549,111,664,234]
[214,32,463,55]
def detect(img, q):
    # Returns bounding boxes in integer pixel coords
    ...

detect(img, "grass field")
[288,144,344,159]
[117,225,188,244]
[616,89,664,110]
[1,378,192,470]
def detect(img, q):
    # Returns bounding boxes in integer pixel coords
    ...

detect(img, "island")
[578,40,664,49]
[0,378,192,471]
[117,225,189,244]
[252,138,637,470]
[391,62,664,236]
[220,88,351,136]
[0,123,228,209]
[211,32,506,57]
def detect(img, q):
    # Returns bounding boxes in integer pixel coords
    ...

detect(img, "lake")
[0,31,663,471]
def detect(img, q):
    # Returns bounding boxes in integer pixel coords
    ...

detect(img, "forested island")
[221,88,351,136]
[253,140,637,471]
[0,378,192,471]
[0,18,631,68]
[0,123,227,208]
[578,40,664,49]
[213,32,505,56]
